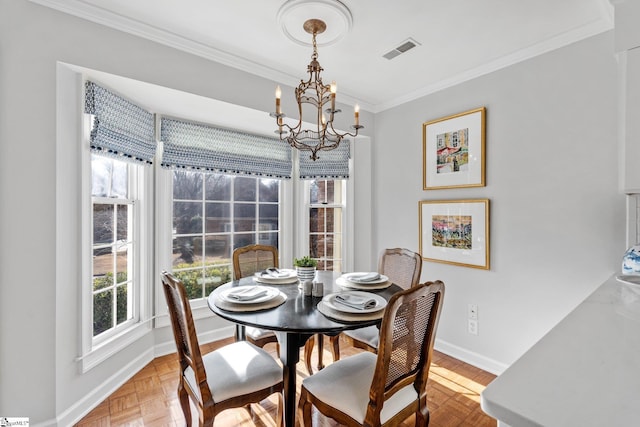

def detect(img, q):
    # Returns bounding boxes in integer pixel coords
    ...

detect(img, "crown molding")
[374,14,614,113]
[29,0,612,114]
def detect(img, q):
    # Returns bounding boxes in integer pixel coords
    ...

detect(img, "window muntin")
[172,171,280,299]
[308,179,344,272]
[91,155,136,340]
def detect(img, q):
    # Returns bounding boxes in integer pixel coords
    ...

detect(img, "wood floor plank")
[75,336,497,426]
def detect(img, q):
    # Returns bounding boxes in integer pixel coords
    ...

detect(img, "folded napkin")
[334,293,377,310]
[227,286,268,301]
[261,268,290,278]
[348,272,381,283]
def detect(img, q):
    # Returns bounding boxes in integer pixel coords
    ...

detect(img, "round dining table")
[207,270,402,427]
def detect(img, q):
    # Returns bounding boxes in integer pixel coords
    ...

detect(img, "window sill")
[79,321,152,373]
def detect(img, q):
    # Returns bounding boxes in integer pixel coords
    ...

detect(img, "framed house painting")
[419,199,490,269]
[423,107,486,190]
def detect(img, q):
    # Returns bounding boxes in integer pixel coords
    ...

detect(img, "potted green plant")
[294,256,318,281]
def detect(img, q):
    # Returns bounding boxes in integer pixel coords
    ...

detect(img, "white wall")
[373,31,624,371]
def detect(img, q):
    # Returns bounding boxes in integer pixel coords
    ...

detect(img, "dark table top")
[207,270,402,334]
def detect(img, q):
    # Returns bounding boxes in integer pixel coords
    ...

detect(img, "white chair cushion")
[184,341,282,403]
[246,326,277,341]
[302,352,418,424]
[344,325,379,349]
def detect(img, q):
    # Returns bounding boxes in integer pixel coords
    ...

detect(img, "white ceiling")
[36,0,613,113]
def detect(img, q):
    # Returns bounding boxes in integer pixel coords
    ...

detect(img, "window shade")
[84,81,156,164]
[299,140,350,179]
[160,117,292,179]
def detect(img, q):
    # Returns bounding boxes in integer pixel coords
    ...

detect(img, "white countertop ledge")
[481,274,640,427]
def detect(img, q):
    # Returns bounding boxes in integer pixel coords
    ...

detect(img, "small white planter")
[296,266,316,282]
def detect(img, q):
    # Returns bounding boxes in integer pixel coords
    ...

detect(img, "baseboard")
[434,338,509,375]
[58,325,236,426]
[57,347,155,426]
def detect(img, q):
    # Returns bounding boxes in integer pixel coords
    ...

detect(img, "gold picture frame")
[419,199,490,269]
[423,107,486,190]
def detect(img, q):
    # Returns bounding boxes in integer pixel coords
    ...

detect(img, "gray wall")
[374,32,624,370]
[0,0,624,424]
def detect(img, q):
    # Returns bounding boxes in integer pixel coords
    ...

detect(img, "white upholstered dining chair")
[298,280,444,427]
[161,271,283,426]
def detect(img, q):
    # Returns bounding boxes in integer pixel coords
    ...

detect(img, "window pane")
[93,270,112,291]
[173,171,202,200]
[91,155,128,198]
[204,235,230,259]
[259,232,278,248]
[204,264,232,295]
[173,236,200,267]
[310,234,320,258]
[259,204,278,231]
[93,289,113,336]
[310,208,324,233]
[234,177,256,201]
[111,160,128,198]
[115,247,129,281]
[234,234,255,249]
[174,202,202,234]
[116,284,128,324]
[205,174,231,201]
[259,179,278,202]
[93,204,114,244]
[172,269,204,300]
[116,204,129,241]
[326,208,336,232]
[234,204,256,232]
[205,202,230,233]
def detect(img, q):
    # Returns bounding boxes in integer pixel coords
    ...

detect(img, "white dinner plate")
[341,272,389,285]
[220,285,280,304]
[322,291,387,314]
[253,269,299,284]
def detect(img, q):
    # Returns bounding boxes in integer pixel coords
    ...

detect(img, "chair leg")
[416,404,430,427]
[298,387,313,427]
[329,334,341,362]
[276,391,284,427]
[177,380,192,427]
[304,335,315,374]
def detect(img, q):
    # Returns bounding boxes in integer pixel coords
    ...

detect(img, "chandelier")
[271,18,363,161]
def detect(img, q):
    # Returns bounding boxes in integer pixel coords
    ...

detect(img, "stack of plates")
[322,291,387,314]
[219,285,280,304]
[337,272,391,290]
[253,268,299,284]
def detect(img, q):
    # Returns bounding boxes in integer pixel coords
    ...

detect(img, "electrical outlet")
[468,319,478,335]
[468,304,478,320]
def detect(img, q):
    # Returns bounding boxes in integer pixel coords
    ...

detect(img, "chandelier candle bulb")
[330,81,336,112]
[275,85,282,115]
[354,104,360,127]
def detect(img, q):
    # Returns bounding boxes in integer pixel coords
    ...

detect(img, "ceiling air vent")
[383,38,420,60]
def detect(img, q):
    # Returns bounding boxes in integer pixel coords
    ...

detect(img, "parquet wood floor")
[75,336,497,426]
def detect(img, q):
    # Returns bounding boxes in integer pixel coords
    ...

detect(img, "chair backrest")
[366,281,445,423]
[161,271,213,404]
[233,244,279,279]
[378,248,423,289]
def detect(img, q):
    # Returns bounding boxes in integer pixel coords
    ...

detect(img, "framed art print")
[419,199,489,269]
[423,107,486,190]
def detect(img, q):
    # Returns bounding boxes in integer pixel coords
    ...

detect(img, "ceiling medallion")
[272,2,362,161]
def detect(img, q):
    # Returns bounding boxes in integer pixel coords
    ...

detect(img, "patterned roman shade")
[298,140,350,179]
[160,117,292,179]
[84,81,156,164]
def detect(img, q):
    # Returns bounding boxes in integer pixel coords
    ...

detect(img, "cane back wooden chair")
[304,248,423,372]
[232,244,280,352]
[298,280,444,427]
[161,271,283,426]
